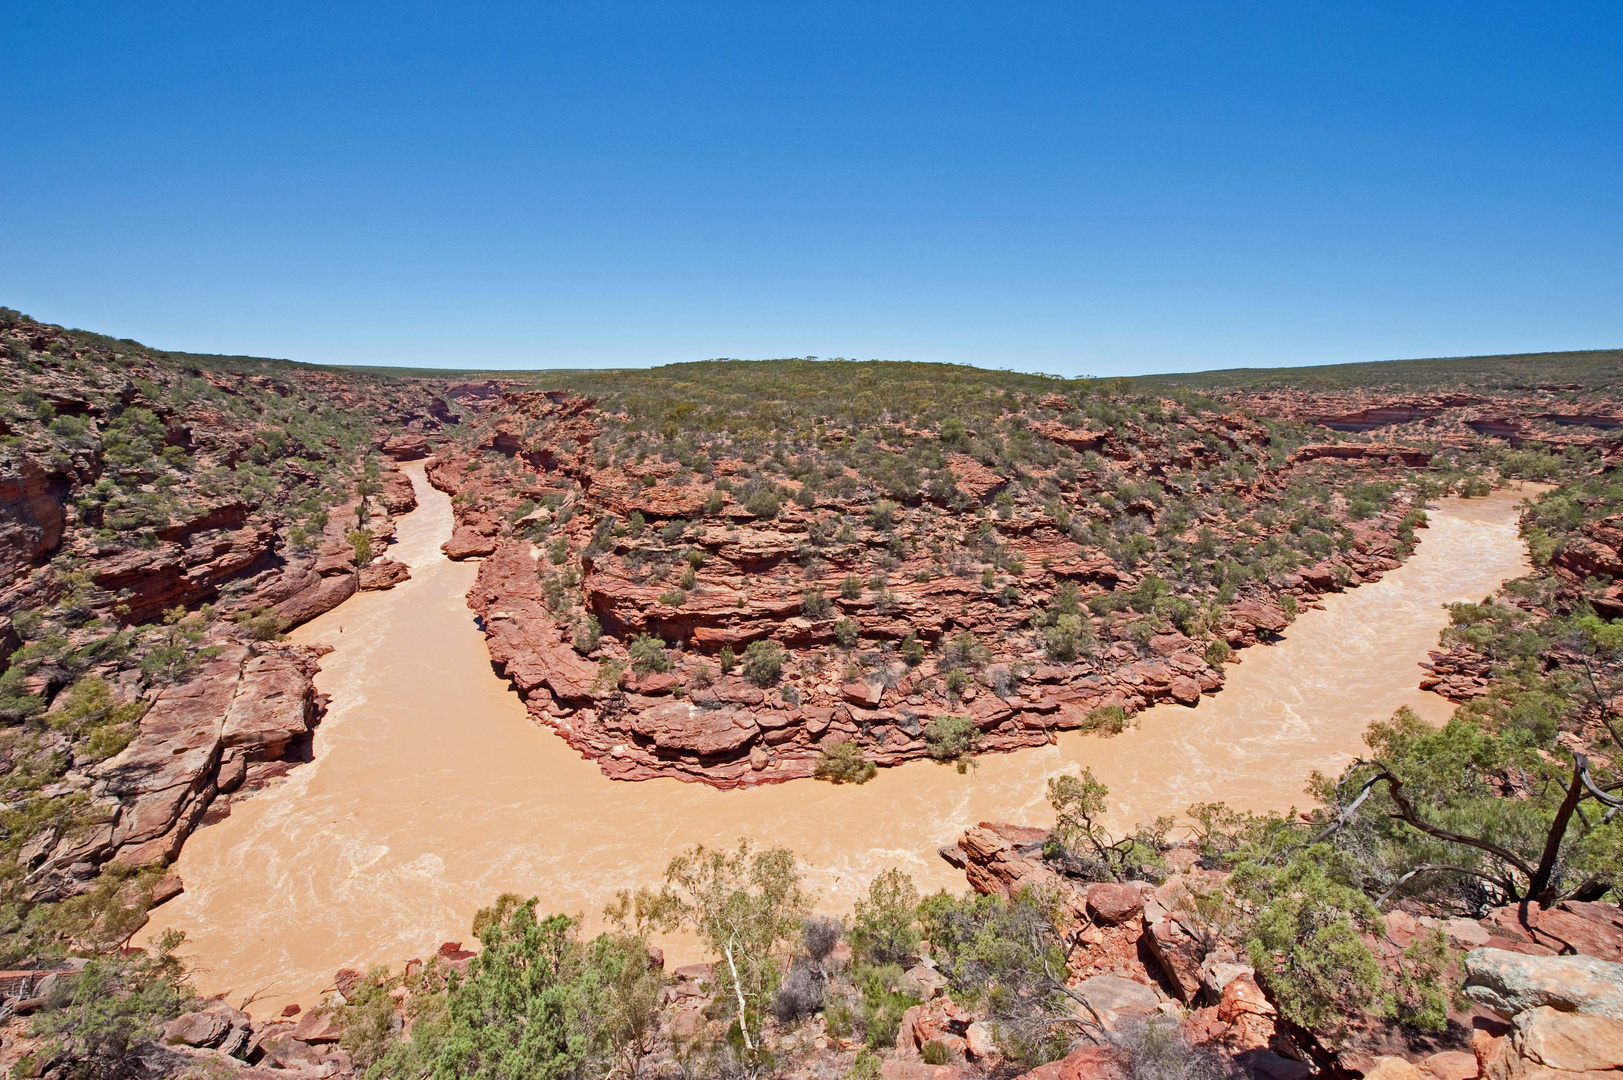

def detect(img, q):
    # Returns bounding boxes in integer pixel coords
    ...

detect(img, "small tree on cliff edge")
[642,841,809,1064]
[848,867,920,965]
[348,530,374,567]
[1047,770,1171,882]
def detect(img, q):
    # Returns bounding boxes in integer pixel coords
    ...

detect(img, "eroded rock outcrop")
[0,314,449,920]
[1464,950,1623,1018]
[26,643,326,900]
[945,815,1623,1080]
[1467,950,1623,1080]
[423,382,1448,787]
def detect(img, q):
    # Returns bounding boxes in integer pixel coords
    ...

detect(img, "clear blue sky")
[4,2,1620,375]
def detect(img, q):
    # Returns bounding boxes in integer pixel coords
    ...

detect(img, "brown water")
[141,466,1534,1016]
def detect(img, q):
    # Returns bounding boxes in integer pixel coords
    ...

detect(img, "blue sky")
[3,2,1620,375]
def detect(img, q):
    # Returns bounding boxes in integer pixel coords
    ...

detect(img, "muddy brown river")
[140,466,1535,1015]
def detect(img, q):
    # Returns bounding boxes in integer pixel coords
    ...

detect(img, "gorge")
[141,465,1535,1017]
[2,310,1619,1080]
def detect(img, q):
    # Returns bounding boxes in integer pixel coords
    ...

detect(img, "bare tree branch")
[1374,864,1513,909]
[1577,753,1623,807]
[1309,769,1384,846]
[724,936,753,1052]
[1034,927,1106,1044]
[1363,762,1540,885]
[1601,712,1623,755]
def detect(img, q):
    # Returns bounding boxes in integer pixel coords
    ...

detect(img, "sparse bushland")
[341,854,1106,1076]
[1135,347,1623,393]
[1291,470,1623,918]
[24,929,194,1080]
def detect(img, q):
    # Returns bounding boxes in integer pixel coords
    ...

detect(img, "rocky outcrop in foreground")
[945,822,1623,1080]
[20,819,1612,1080]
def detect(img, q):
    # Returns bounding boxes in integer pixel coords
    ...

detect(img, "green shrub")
[852,1047,882,1080]
[1043,613,1092,661]
[854,962,919,1050]
[367,898,664,1080]
[744,486,782,519]
[574,613,602,654]
[234,606,286,641]
[628,634,673,675]
[1079,704,1129,734]
[335,965,398,1070]
[1232,847,1383,1038]
[938,631,989,671]
[29,931,193,1080]
[1088,591,1123,616]
[833,618,859,648]
[801,586,831,619]
[46,676,146,739]
[915,889,1072,1065]
[594,659,626,691]
[84,724,136,762]
[1126,618,1157,646]
[741,639,784,686]
[825,996,856,1039]
[814,742,876,785]
[923,715,978,761]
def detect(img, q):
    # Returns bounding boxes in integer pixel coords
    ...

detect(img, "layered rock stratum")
[423,382,1540,787]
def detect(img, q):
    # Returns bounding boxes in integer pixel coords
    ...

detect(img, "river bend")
[142,466,1533,1015]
